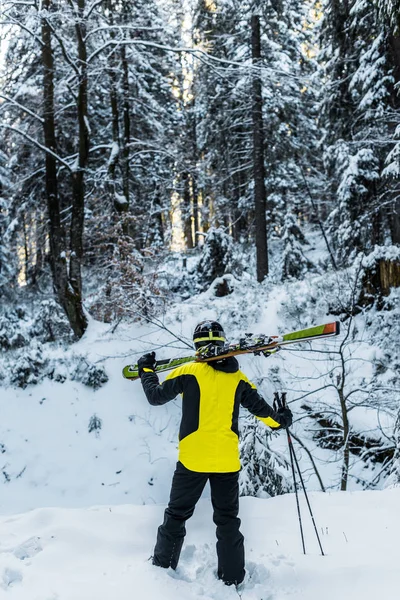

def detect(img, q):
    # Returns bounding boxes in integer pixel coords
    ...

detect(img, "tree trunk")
[121,41,131,209]
[387,30,400,243]
[251,15,268,282]
[389,198,400,244]
[68,0,88,338]
[182,172,194,249]
[107,1,120,188]
[41,0,80,335]
[339,385,350,491]
[22,213,29,285]
[192,174,199,245]
[359,256,400,308]
[190,100,199,244]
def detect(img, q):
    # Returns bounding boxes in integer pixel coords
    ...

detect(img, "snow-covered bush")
[9,342,47,388]
[71,358,108,390]
[87,220,162,323]
[239,419,290,498]
[281,213,313,280]
[29,299,73,343]
[88,414,102,436]
[2,341,108,389]
[0,314,28,350]
[46,359,68,384]
[166,263,198,300]
[386,413,400,488]
[196,227,236,292]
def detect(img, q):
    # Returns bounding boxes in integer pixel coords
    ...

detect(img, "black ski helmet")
[193,320,226,350]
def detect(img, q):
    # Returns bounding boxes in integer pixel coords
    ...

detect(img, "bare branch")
[85,0,104,20]
[0,94,44,123]
[85,25,164,41]
[44,18,80,75]
[86,38,298,80]
[0,124,72,170]
[1,14,44,47]
[290,431,326,492]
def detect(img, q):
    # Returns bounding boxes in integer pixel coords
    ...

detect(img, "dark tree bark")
[189,100,199,243]
[119,2,131,212]
[182,171,194,249]
[388,30,400,244]
[192,174,199,245]
[251,15,268,282]
[121,41,131,209]
[41,0,86,338]
[68,0,88,337]
[106,1,120,185]
[22,213,29,284]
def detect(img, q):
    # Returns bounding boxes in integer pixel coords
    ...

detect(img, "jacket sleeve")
[140,367,185,406]
[238,375,282,429]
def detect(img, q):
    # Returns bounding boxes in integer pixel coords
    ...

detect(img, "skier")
[137,320,293,587]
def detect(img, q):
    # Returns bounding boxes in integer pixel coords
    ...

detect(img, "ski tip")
[322,322,340,336]
[122,365,140,381]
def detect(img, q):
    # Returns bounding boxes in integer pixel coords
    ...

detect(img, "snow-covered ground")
[1,242,398,598]
[0,488,399,600]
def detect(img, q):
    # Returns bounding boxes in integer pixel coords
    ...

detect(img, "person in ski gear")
[138,320,293,586]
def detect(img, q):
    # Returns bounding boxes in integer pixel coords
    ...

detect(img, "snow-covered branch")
[0,124,72,170]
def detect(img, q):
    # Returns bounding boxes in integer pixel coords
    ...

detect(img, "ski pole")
[274,392,306,555]
[277,392,325,556]
[287,427,306,555]
[286,427,325,556]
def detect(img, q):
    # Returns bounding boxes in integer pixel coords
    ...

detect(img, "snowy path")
[0,489,398,600]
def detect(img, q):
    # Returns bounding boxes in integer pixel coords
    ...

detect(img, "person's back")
[137,320,292,587]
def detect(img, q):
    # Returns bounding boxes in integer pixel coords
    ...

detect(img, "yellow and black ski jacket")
[140,357,283,473]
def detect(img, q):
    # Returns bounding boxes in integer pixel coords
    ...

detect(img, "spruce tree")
[319,0,397,261]
[240,418,290,497]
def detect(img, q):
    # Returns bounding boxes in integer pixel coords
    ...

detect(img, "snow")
[0,488,399,599]
[83,116,91,136]
[0,227,398,596]
[361,244,400,266]
[0,256,397,512]
[108,142,119,166]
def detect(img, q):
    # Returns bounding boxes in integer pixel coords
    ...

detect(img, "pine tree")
[0,0,182,324]
[319,0,397,262]
[0,151,16,296]
[282,212,313,279]
[240,417,290,498]
[196,227,235,290]
[376,0,400,245]
[192,0,318,246]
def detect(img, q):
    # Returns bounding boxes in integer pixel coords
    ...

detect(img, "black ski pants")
[153,461,245,585]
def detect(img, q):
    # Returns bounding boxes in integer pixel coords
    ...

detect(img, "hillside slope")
[0,261,397,512]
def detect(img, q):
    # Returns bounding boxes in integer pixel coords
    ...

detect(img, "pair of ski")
[122,321,340,381]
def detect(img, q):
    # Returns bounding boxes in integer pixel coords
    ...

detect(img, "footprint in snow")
[180,544,196,561]
[13,536,43,561]
[245,561,270,586]
[167,565,193,583]
[2,567,23,589]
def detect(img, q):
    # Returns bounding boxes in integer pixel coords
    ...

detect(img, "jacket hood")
[209,356,239,373]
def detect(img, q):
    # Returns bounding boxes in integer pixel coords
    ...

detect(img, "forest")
[0,0,400,516]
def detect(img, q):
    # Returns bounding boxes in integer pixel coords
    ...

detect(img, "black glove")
[137,352,157,378]
[273,391,293,429]
[276,407,293,429]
